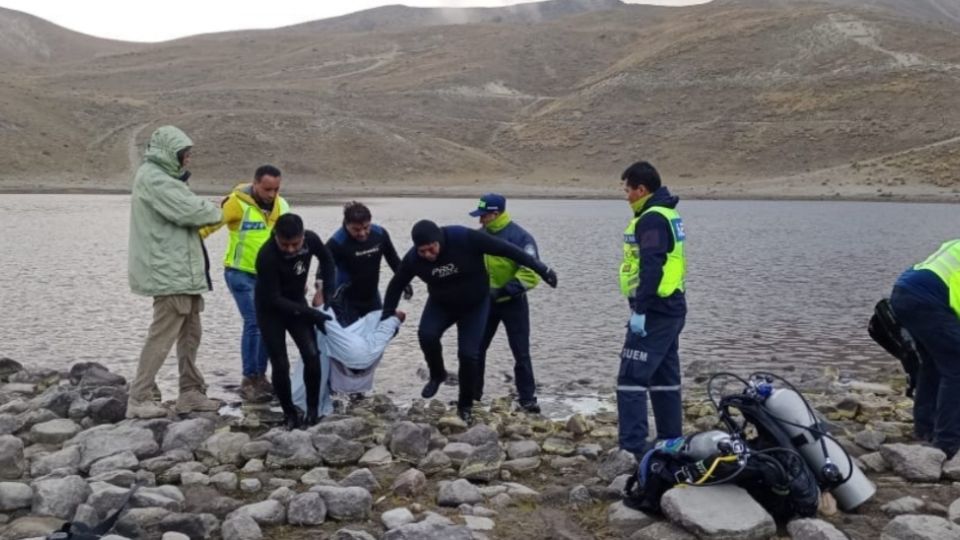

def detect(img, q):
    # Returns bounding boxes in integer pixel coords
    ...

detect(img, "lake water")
[0,195,955,411]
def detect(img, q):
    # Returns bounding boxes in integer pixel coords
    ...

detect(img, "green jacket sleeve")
[142,173,221,228]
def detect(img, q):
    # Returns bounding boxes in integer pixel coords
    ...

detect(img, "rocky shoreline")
[0,357,958,540]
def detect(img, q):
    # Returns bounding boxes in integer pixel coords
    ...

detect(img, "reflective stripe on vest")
[224,197,290,274]
[914,239,960,319]
[619,206,686,298]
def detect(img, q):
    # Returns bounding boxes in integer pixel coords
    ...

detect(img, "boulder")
[660,485,776,540]
[287,492,326,526]
[310,486,372,521]
[458,441,503,482]
[197,431,250,466]
[391,468,427,497]
[31,475,91,519]
[881,514,960,540]
[162,418,216,453]
[0,435,25,479]
[787,518,850,540]
[438,479,483,507]
[388,422,431,463]
[312,433,364,466]
[880,444,945,482]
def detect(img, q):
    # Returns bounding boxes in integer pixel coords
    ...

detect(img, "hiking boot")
[304,411,320,427]
[285,411,304,431]
[240,377,271,403]
[150,383,163,403]
[519,401,541,414]
[175,390,222,414]
[126,398,167,419]
[254,375,275,398]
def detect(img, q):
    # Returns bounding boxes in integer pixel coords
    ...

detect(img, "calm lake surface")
[0,195,955,410]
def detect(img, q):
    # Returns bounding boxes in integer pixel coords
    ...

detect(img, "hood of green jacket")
[144,126,193,178]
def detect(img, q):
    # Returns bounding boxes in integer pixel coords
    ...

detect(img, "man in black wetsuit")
[255,214,336,429]
[324,201,412,324]
[381,220,558,423]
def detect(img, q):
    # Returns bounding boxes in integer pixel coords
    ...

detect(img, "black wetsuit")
[254,231,335,419]
[327,224,402,322]
[382,226,546,410]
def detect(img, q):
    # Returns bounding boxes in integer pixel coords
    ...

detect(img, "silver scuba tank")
[761,386,876,511]
[683,430,734,460]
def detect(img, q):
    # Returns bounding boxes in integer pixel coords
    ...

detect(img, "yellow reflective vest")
[914,239,960,319]
[619,206,686,299]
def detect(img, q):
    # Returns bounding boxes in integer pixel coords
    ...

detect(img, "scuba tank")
[753,377,876,511]
[683,430,736,460]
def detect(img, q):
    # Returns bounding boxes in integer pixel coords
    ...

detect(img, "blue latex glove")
[629,312,647,337]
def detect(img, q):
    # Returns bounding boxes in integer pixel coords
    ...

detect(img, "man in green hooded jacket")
[127,125,223,418]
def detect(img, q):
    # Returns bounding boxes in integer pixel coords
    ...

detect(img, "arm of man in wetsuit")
[381,252,416,319]
[308,233,337,304]
[382,228,414,300]
[632,212,675,316]
[468,229,558,288]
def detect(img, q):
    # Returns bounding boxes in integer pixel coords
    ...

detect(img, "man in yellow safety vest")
[890,239,960,459]
[202,165,289,402]
[617,161,687,458]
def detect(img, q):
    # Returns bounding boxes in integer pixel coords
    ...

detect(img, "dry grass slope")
[0,0,958,199]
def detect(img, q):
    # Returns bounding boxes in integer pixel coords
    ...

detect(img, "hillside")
[1,0,958,200]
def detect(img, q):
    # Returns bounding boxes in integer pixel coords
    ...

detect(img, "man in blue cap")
[470,194,543,413]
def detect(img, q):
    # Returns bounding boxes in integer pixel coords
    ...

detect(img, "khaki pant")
[131,294,207,401]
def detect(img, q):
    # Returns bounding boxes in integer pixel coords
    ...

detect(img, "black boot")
[457,407,474,425]
[284,411,303,431]
[304,411,320,427]
[519,401,541,414]
[421,378,444,399]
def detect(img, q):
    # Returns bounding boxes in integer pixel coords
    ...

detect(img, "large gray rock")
[854,430,887,451]
[89,451,139,477]
[333,530,378,540]
[879,444,945,482]
[358,445,393,466]
[90,469,139,488]
[197,431,250,466]
[505,440,540,460]
[240,440,273,460]
[162,418,216,453]
[881,514,960,539]
[300,467,334,487]
[391,468,427,497]
[0,357,25,381]
[0,413,27,436]
[388,422,432,463]
[231,499,286,526]
[381,507,416,529]
[30,445,81,476]
[313,433,364,466]
[418,450,452,474]
[79,365,127,390]
[340,468,380,492]
[943,454,960,481]
[68,424,159,471]
[1,516,64,539]
[265,431,320,468]
[29,387,79,419]
[158,461,207,484]
[0,481,33,511]
[598,449,638,482]
[459,441,503,482]
[221,511,263,540]
[661,485,776,540]
[310,486,372,521]
[311,417,372,440]
[882,496,927,517]
[31,475,91,519]
[442,443,475,466]
[0,435,24,479]
[453,425,499,446]
[382,521,473,540]
[787,518,850,540]
[89,397,127,424]
[502,457,541,474]
[287,492,326,526]
[210,471,238,492]
[438,479,483,507]
[951,498,960,525]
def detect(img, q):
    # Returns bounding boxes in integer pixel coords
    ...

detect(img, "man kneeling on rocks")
[255,214,335,430]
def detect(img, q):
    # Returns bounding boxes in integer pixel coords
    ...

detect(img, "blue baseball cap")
[469,193,506,217]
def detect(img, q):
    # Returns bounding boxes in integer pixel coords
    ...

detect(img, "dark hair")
[343,201,372,225]
[621,161,661,192]
[255,165,282,181]
[275,213,304,239]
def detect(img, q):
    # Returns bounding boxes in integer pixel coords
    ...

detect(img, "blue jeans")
[617,313,685,454]
[891,286,960,455]
[225,268,269,378]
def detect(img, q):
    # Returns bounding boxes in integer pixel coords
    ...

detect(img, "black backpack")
[716,393,821,522]
[868,297,921,397]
